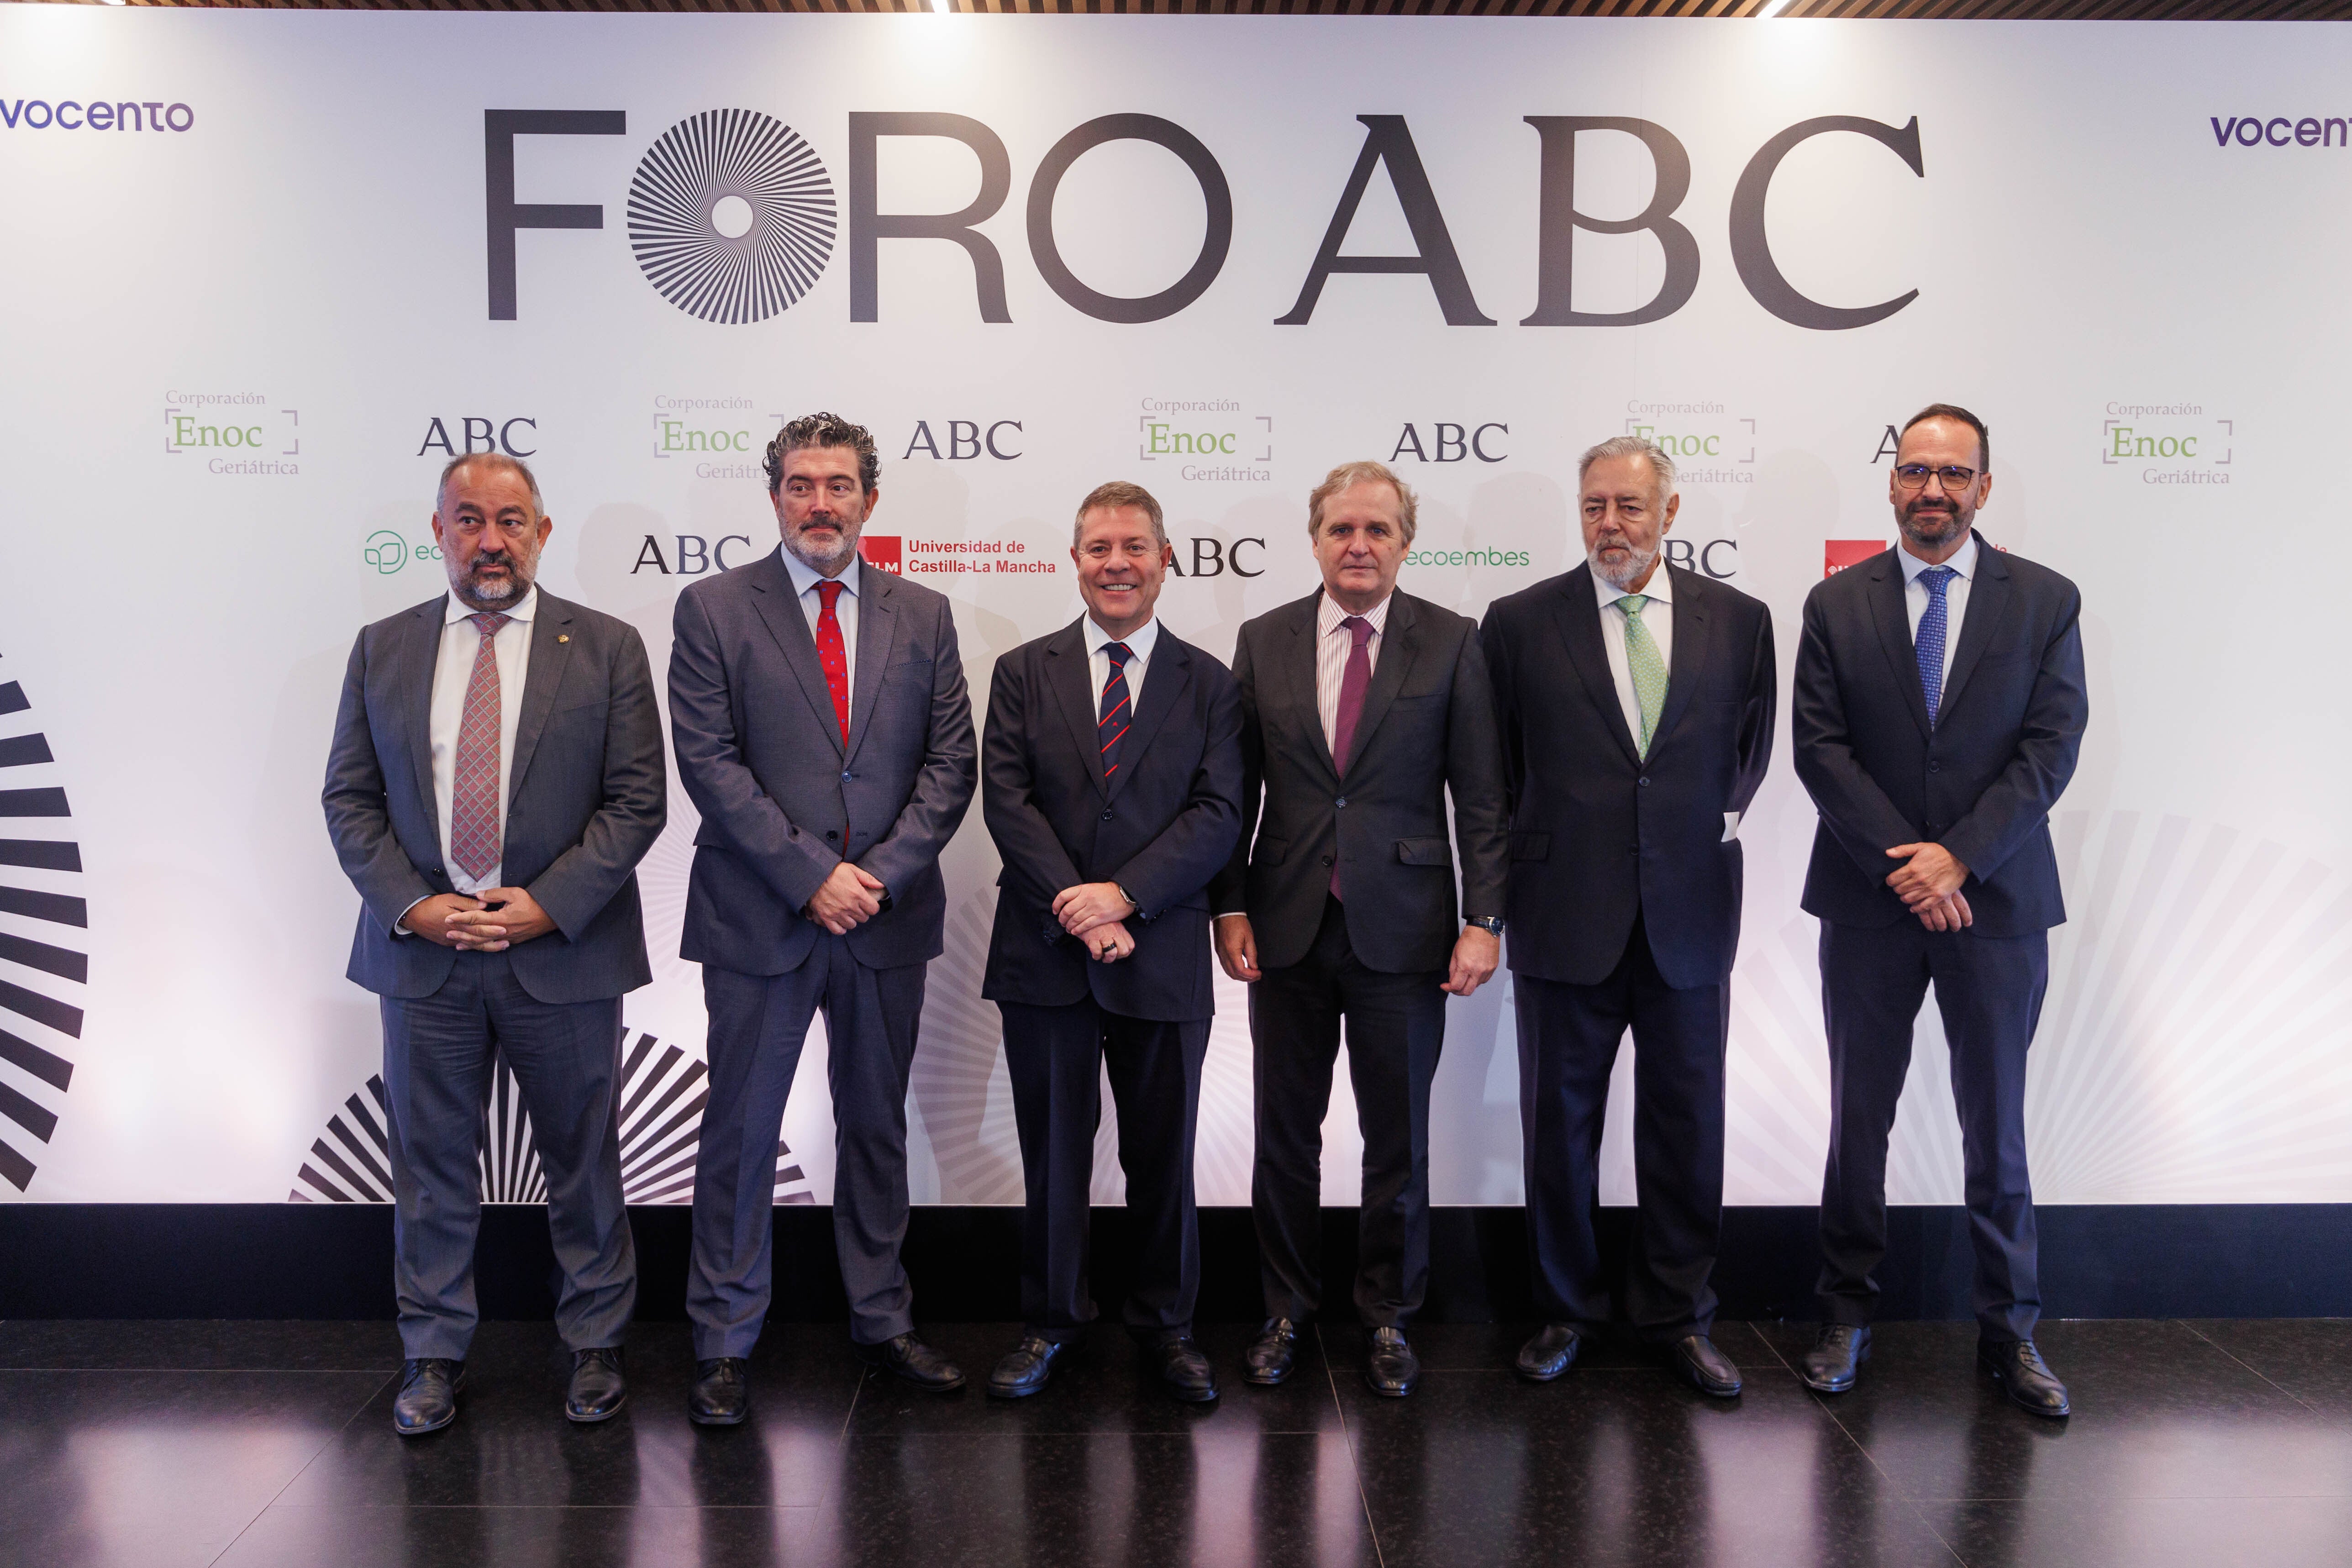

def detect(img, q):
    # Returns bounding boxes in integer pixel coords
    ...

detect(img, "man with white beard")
[1479,436,1777,1396]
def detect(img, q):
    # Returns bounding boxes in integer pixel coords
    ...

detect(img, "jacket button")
[1101,809,1114,821]
[841,771,854,782]
[825,830,838,841]
[1321,854,1334,867]
[1638,777,1651,787]
[1335,797,1347,808]
[1929,761,1941,773]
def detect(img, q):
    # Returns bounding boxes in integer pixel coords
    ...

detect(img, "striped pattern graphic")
[291,1028,814,1205]
[0,663,85,1194]
[627,109,837,325]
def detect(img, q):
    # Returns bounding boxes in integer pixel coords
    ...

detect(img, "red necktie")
[815,579,850,744]
[1329,614,1373,898]
[448,612,509,883]
[1097,642,1134,779]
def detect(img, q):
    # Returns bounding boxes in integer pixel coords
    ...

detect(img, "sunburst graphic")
[627,109,836,325]
[0,660,86,1194]
[291,1027,814,1205]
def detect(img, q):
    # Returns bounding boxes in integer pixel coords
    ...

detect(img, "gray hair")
[1307,460,1419,547]
[1576,435,1676,503]
[436,451,543,518]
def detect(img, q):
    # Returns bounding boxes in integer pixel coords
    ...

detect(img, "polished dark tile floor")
[2,1317,2347,1567]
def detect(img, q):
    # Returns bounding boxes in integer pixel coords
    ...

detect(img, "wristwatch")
[1116,883,1146,921]
[1465,916,1505,934]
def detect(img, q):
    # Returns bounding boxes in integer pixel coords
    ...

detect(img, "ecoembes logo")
[163,393,300,477]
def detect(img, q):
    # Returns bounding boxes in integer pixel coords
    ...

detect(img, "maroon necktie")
[447,612,509,883]
[815,579,850,744]
[1098,642,1134,779]
[1329,614,1373,898]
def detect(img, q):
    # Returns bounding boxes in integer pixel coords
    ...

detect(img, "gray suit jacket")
[1207,588,1510,975]
[323,590,668,1004]
[669,548,978,975]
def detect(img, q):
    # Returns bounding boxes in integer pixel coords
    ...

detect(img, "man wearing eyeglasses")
[1791,404,2089,1417]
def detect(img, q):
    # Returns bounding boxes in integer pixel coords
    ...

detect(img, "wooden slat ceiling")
[50,0,2352,21]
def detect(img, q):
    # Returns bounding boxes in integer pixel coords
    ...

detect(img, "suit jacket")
[979,620,1244,1023]
[1207,588,1510,976]
[323,590,667,1004]
[1792,537,2087,936]
[1481,564,1776,989]
[669,548,977,975]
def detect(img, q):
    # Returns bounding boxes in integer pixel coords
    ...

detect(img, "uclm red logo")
[858,536,902,574]
[1824,540,1884,578]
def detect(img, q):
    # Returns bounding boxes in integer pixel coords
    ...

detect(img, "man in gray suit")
[324,452,667,1435]
[670,412,978,1424]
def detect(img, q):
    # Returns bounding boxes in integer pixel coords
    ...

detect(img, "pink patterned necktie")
[1329,614,1373,899]
[448,612,509,883]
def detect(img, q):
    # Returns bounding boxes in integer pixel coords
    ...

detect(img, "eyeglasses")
[1893,464,1981,492]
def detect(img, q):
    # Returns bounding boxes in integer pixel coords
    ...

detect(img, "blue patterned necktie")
[1097,642,1133,779]
[1915,566,1957,726]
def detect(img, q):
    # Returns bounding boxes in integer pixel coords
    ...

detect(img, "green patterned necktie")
[1617,595,1668,757]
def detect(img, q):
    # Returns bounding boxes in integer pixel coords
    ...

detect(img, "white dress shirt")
[1898,530,1978,685]
[396,587,537,933]
[779,544,863,715]
[1084,614,1160,713]
[1591,562,1676,742]
[1315,590,1392,753]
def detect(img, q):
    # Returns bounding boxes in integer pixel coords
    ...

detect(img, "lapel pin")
[558,633,570,643]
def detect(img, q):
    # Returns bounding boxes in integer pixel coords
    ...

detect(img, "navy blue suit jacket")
[668,549,977,975]
[979,619,1243,1024]
[322,590,667,1004]
[1482,563,1777,989]
[1792,536,2087,936]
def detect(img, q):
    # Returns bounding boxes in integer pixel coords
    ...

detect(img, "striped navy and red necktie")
[1098,642,1133,779]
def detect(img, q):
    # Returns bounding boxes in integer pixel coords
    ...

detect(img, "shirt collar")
[444,584,537,626]
[1318,590,1393,638]
[778,542,861,600]
[1593,559,1674,611]
[1086,615,1159,665]
[1898,531,1978,585]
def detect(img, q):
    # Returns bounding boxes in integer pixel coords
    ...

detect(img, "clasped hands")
[1054,881,1138,964]
[1885,842,1973,932]
[405,887,556,951]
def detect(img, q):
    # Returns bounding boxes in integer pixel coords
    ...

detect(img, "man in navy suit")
[669,413,978,1423]
[324,452,666,1434]
[979,481,1243,1403]
[1480,436,1776,1398]
[1792,404,2088,1417]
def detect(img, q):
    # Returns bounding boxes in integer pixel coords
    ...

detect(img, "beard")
[456,554,531,607]
[1898,498,1971,549]
[1588,533,1660,592]
[786,513,860,571]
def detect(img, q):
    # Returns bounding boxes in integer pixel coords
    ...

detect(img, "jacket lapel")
[403,598,446,852]
[1340,593,1420,780]
[745,550,847,759]
[1553,567,1642,768]
[1047,620,1109,795]
[1109,634,1191,801]
[1647,568,1709,754]
[1285,595,1340,782]
[505,595,574,808]
[1934,535,2009,722]
[843,568,900,764]
[1868,552,1934,742]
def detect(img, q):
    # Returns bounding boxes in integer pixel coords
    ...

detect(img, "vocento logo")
[2210,115,2350,148]
[1,96,192,133]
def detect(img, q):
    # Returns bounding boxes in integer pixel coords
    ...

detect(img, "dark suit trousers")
[380,950,636,1361]
[1816,918,2048,1342]
[689,936,926,1358]
[1252,895,1446,1328]
[998,998,1210,1342]
[1515,918,1729,1342]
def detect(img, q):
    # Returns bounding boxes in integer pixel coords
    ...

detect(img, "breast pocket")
[1395,836,1452,867]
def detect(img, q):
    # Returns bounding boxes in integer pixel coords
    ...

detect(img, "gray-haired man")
[324,453,667,1434]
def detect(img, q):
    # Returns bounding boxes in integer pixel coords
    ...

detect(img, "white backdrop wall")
[1,8,2347,1207]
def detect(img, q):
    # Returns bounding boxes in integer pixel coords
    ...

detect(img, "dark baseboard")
[2,1204,2346,1321]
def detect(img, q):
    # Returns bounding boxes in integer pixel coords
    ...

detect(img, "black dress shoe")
[1800,1325,1871,1393]
[1979,1338,2071,1418]
[858,1331,967,1392]
[1670,1334,1743,1398]
[1364,1326,1419,1398]
[1515,1324,1583,1382]
[689,1357,749,1426]
[989,1335,1068,1400]
[565,1346,627,1423]
[1149,1333,1219,1404]
[1243,1318,1299,1387]
[393,1358,464,1436]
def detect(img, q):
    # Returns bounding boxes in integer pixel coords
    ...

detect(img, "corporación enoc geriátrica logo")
[651,395,777,480]
[162,392,300,477]
[1135,398,1273,484]
[2,96,193,134]
[1622,400,1757,489]
[2102,401,2233,487]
